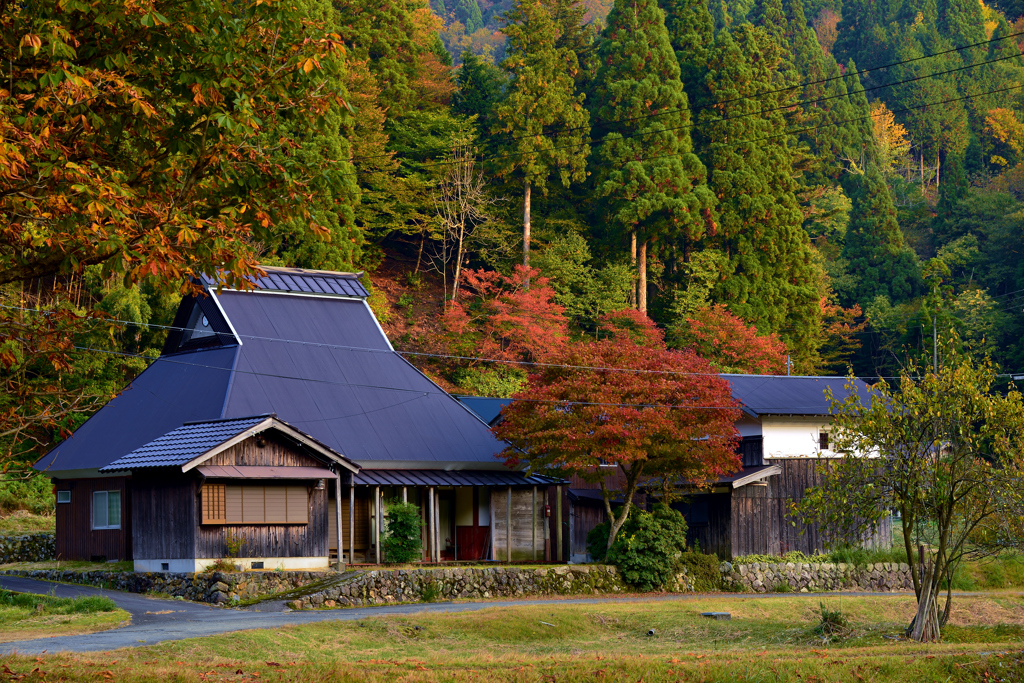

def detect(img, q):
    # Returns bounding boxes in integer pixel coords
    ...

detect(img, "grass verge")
[3,594,1024,680]
[0,512,54,535]
[0,590,129,643]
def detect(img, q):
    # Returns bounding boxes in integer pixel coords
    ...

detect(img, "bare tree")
[430,142,497,303]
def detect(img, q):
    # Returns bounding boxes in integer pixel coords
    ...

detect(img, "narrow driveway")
[0,576,921,655]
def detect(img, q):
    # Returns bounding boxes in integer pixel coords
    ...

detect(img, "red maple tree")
[494,310,742,549]
[671,304,788,375]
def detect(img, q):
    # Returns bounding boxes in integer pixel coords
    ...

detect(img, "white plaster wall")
[761,416,834,459]
[134,557,330,573]
[736,416,762,438]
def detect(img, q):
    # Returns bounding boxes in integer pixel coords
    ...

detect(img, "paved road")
[0,576,922,655]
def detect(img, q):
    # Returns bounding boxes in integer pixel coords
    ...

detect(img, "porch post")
[349,484,355,565]
[402,486,407,503]
[428,486,435,562]
[434,488,441,562]
[506,485,512,563]
[532,486,537,562]
[421,487,428,561]
[453,489,458,561]
[555,485,563,562]
[374,485,381,564]
[335,474,344,570]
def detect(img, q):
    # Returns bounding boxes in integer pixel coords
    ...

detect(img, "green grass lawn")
[0,512,54,535]
[3,594,1024,681]
[0,590,129,643]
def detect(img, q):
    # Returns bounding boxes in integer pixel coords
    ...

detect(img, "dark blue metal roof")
[202,266,368,298]
[100,416,271,471]
[455,396,513,426]
[353,469,564,487]
[37,288,505,474]
[724,374,868,416]
[34,347,238,474]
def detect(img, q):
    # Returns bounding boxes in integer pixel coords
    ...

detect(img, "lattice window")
[202,484,227,524]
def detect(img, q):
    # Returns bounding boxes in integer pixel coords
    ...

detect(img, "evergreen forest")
[4,0,1024,471]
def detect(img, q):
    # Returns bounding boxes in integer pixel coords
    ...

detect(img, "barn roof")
[36,273,504,475]
[723,374,868,417]
[99,415,357,473]
[201,266,369,298]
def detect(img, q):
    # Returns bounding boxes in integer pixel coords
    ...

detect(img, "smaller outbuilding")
[93,415,359,572]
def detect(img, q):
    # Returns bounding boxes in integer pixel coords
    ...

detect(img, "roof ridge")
[181,414,274,426]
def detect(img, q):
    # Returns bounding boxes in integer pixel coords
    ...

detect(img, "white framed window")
[92,490,121,530]
[56,490,71,504]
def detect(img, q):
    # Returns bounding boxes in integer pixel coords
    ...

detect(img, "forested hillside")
[3,0,1024,472]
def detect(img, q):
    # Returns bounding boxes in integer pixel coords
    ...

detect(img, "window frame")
[92,490,122,530]
[56,490,71,504]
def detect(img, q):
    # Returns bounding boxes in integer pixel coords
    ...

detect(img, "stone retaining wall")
[722,561,914,593]
[0,533,55,564]
[1,568,334,604]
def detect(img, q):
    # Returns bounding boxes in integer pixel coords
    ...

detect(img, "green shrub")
[587,520,612,562]
[825,545,908,566]
[420,580,440,603]
[814,601,850,642]
[383,499,422,563]
[605,504,689,592]
[0,590,117,614]
[678,551,722,592]
[0,474,54,515]
[733,551,814,565]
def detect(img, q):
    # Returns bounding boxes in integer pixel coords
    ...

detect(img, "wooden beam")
[555,485,563,562]
[374,485,381,565]
[334,475,344,570]
[428,486,435,562]
[532,486,537,562]
[348,484,354,566]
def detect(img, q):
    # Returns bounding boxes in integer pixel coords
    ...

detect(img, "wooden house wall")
[673,493,732,559]
[54,477,132,562]
[569,499,605,558]
[194,435,330,559]
[204,435,323,468]
[327,492,371,551]
[131,472,195,560]
[491,488,548,562]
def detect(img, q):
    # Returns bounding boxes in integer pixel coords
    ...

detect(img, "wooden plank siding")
[131,472,195,560]
[327,492,371,551]
[54,477,132,562]
[569,500,605,558]
[204,434,323,468]
[492,488,547,562]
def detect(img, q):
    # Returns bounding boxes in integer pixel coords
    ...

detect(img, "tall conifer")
[494,0,590,280]
[589,0,714,313]
[697,27,822,367]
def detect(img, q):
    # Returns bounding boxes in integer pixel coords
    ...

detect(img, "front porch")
[328,470,567,564]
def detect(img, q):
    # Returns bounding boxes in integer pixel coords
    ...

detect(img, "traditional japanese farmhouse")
[459,375,885,562]
[36,267,564,571]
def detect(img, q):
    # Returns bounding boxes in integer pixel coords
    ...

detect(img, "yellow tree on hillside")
[870,101,912,177]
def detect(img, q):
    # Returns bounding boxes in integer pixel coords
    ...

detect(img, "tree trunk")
[638,239,647,314]
[602,463,644,551]
[523,178,531,289]
[629,231,637,309]
[452,222,466,302]
[909,557,941,642]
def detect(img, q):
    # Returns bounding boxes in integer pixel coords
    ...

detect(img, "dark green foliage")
[696,27,822,368]
[604,504,690,591]
[814,601,851,640]
[383,499,423,563]
[840,167,923,305]
[454,0,485,32]
[453,50,505,139]
[586,520,613,562]
[0,474,53,515]
[677,551,723,591]
[657,0,715,100]
[589,0,714,282]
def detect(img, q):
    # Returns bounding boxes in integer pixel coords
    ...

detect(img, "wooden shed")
[96,415,358,572]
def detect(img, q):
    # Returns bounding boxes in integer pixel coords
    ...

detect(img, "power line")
[346,29,1024,165]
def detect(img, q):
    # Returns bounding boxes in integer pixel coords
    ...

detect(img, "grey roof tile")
[723,374,868,416]
[100,416,270,471]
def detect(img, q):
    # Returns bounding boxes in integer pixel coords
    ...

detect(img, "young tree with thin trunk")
[796,339,1024,641]
[494,310,741,550]
[588,0,714,313]
[494,0,590,286]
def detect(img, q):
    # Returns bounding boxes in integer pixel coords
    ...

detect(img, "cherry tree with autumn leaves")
[494,310,742,550]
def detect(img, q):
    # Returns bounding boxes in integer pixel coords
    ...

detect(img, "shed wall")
[55,477,132,562]
[131,472,195,560]
[491,489,547,562]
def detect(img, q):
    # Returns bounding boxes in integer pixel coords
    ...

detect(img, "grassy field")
[0,511,54,535]
[0,590,129,643]
[3,594,1024,681]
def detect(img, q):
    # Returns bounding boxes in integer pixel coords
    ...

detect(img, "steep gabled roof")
[36,274,505,475]
[724,374,868,416]
[201,266,369,298]
[99,415,358,473]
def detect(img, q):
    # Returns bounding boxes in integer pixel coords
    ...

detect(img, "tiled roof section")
[353,469,566,487]
[202,267,368,298]
[725,374,869,416]
[100,416,271,471]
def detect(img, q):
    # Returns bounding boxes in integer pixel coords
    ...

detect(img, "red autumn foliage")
[433,265,569,364]
[673,304,788,375]
[494,309,741,547]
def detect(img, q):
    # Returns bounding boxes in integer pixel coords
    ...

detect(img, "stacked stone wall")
[722,561,914,593]
[0,533,55,564]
